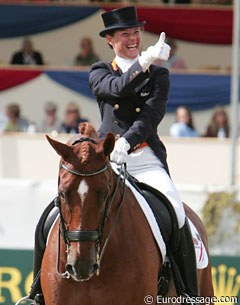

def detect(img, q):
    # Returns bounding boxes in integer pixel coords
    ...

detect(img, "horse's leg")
[29,200,58,303]
[41,223,60,305]
[198,266,214,301]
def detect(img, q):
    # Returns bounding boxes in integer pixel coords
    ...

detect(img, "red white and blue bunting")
[0,4,233,44]
[0,68,232,112]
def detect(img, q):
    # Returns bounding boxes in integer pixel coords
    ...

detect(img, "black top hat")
[99,6,146,37]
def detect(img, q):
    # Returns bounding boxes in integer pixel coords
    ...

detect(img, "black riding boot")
[29,200,59,305]
[176,217,199,305]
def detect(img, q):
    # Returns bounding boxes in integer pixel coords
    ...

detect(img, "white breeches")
[126,146,185,228]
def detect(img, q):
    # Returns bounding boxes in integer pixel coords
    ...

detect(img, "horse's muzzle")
[65,259,99,282]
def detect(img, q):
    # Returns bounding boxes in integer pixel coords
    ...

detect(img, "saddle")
[127,175,185,296]
[127,175,180,251]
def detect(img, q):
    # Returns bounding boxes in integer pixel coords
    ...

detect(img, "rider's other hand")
[110,137,130,164]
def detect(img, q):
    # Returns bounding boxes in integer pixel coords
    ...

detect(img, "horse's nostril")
[92,263,100,276]
[66,264,74,275]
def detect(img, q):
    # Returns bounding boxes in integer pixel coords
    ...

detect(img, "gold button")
[114,104,120,110]
[136,107,141,113]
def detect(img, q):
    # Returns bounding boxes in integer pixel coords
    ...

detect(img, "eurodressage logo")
[212,264,240,305]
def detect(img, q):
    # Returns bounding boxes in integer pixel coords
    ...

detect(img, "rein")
[55,136,127,278]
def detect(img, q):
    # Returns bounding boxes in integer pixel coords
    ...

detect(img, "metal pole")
[230,0,240,186]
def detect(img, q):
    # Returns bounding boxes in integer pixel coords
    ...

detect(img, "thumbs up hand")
[139,32,171,72]
[159,32,166,43]
[154,32,170,61]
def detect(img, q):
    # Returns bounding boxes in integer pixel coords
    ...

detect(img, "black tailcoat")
[89,60,170,174]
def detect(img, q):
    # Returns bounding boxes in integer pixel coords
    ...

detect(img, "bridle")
[54,137,127,279]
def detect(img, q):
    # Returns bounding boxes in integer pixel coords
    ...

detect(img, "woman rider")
[89,6,198,304]
[28,6,198,305]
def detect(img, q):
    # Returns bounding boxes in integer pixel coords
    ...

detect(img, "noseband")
[55,137,127,279]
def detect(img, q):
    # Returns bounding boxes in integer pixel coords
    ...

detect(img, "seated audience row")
[0,102,231,139]
[0,102,88,134]
[170,105,230,138]
[10,37,100,67]
[9,37,186,70]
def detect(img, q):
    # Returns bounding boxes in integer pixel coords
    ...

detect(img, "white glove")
[110,137,130,164]
[139,32,171,72]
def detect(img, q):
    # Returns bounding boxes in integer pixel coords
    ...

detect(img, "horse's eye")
[59,192,65,200]
[97,191,108,203]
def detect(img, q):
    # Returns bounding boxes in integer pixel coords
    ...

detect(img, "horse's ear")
[46,135,73,160]
[102,133,115,157]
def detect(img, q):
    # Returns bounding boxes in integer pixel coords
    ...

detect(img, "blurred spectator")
[3,103,29,132]
[39,102,61,133]
[203,106,230,138]
[0,112,7,132]
[170,106,199,137]
[60,102,88,134]
[156,39,187,70]
[74,37,100,66]
[10,37,44,65]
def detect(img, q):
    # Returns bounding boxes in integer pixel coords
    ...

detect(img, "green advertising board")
[0,249,239,305]
[0,250,33,304]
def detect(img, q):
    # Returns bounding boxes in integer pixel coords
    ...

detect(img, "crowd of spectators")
[2,31,234,139]
[0,102,89,134]
[170,105,231,138]
[0,101,232,140]
[9,36,188,70]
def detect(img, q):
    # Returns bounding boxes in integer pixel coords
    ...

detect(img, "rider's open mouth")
[127,45,137,50]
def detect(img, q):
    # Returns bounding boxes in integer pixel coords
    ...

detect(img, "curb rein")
[54,137,127,279]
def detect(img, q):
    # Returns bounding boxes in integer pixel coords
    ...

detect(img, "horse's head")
[47,123,115,281]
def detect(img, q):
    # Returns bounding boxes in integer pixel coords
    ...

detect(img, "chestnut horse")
[41,123,213,305]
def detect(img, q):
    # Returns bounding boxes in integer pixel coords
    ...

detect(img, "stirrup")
[15,296,32,305]
[15,294,44,305]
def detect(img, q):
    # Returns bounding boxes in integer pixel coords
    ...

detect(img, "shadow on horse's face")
[46,129,115,282]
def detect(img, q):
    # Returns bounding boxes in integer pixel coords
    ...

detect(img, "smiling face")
[106,26,143,59]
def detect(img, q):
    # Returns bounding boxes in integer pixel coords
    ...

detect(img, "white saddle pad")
[112,164,208,269]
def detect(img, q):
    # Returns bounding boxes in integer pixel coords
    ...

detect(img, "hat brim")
[99,21,146,37]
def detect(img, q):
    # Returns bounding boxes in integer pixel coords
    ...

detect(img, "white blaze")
[78,179,89,204]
